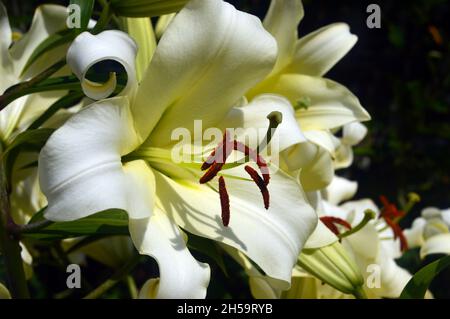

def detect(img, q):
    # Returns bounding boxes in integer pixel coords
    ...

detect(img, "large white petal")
[420,233,450,258]
[9,5,68,76]
[131,209,210,299]
[263,0,303,73]
[288,23,357,77]
[67,30,137,100]
[133,0,277,143]
[38,97,150,221]
[153,165,316,288]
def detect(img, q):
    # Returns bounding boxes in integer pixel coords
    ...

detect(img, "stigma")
[199,130,271,227]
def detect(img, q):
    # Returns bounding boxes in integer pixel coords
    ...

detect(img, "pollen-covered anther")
[244,165,270,209]
[218,176,230,227]
[320,216,352,236]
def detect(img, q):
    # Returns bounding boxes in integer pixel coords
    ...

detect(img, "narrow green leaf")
[22,209,129,241]
[70,0,95,32]
[400,255,450,299]
[21,29,75,75]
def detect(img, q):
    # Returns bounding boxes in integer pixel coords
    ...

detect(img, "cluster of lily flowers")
[0,0,449,299]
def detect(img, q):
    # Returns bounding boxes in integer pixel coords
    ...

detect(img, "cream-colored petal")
[155,13,176,39]
[299,146,334,191]
[404,217,426,249]
[420,233,450,258]
[131,209,210,299]
[342,122,368,146]
[266,74,370,131]
[0,282,11,299]
[333,144,354,169]
[263,0,303,73]
[133,0,277,143]
[67,30,137,100]
[323,175,358,205]
[304,130,340,154]
[288,23,357,77]
[120,17,156,82]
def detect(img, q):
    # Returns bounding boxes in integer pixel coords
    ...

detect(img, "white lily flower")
[39,0,317,298]
[245,0,370,191]
[404,207,450,258]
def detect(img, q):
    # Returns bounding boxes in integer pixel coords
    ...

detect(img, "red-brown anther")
[380,195,404,219]
[201,131,232,171]
[233,141,270,185]
[199,132,233,183]
[244,165,270,209]
[218,176,230,227]
[379,195,408,252]
[320,216,352,236]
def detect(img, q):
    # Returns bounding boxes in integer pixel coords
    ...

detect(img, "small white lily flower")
[404,207,450,258]
[39,0,317,299]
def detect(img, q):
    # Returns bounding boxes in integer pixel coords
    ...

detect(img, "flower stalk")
[0,158,30,298]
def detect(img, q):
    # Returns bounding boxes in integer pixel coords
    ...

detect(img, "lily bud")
[110,0,189,17]
[298,241,366,298]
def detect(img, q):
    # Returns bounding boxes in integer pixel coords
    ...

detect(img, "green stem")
[83,254,141,299]
[0,160,30,298]
[126,275,138,299]
[0,59,66,111]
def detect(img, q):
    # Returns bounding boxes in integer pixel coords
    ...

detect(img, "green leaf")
[21,29,76,76]
[28,92,84,130]
[186,232,228,276]
[400,255,450,299]
[2,128,54,184]
[70,0,95,32]
[22,209,129,241]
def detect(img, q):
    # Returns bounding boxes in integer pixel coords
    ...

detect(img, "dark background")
[2,0,449,298]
